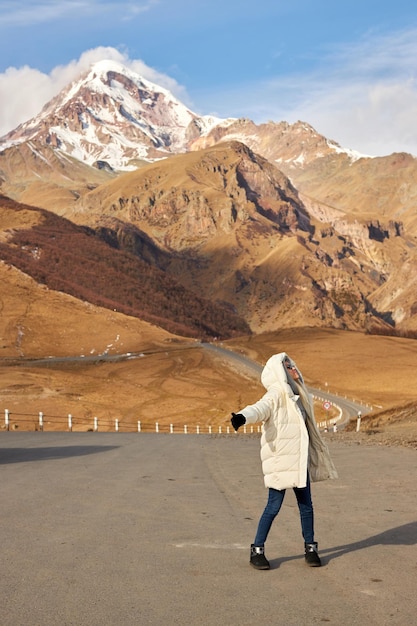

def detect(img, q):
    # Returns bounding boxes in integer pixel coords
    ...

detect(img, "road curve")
[202,342,370,426]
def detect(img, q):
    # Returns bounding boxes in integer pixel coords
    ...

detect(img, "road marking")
[173,542,247,550]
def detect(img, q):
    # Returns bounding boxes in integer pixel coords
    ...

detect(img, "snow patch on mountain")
[327,139,368,161]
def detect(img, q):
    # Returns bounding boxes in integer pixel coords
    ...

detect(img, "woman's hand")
[231,412,246,431]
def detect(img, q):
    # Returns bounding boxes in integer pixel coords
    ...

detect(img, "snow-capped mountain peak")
[1,59,233,170]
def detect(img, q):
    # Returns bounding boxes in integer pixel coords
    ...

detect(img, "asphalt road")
[1,432,416,625]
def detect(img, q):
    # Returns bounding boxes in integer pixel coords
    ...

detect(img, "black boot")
[250,544,270,570]
[304,542,322,567]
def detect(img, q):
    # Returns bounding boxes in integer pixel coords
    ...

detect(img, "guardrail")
[1,402,346,434]
[1,408,264,434]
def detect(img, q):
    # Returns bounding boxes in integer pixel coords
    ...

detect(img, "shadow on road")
[0,445,119,464]
[266,521,417,569]
[322,520,417,561]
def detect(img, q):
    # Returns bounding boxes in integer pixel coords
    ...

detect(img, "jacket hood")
[260,352,304,391]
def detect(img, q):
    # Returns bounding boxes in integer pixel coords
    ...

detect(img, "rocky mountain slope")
[65,141,416,333]
[191,118,417,233]
[1,60,416,335]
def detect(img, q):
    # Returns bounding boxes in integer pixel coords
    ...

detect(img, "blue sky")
[1,0,417,156]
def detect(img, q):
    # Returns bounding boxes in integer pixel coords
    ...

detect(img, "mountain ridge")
[66,141,417,334]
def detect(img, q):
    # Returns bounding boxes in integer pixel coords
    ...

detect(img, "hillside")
[0,141,117,214]
[0,194,250,340]
[0,260,180,358]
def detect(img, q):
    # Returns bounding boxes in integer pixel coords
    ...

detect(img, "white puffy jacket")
[239,352,338,490]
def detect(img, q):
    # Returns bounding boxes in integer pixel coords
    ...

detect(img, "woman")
[231,352,337,570]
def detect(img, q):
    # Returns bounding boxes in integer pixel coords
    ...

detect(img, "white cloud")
[292,78,417,156]
[0,47,190,137]
[282,28,417,156]
[0,66,54,137]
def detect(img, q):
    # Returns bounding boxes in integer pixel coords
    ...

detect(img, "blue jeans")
[254,473,314,546]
